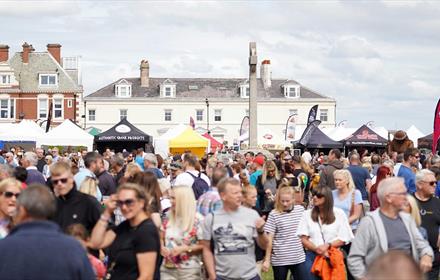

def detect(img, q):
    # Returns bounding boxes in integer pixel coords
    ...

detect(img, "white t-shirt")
[174,170,211,188]
[296,207,354,246]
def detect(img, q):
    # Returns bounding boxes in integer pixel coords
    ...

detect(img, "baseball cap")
[253,155,265,166]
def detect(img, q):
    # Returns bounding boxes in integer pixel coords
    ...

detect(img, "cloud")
[408,80,439,98]
[330,36,380,58]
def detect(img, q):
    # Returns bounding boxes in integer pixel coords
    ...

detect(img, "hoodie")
[318,160,344,190]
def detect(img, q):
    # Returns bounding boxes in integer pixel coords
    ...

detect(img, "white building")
[83,59,336,146]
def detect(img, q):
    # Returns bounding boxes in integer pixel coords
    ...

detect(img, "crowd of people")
[0,145,439,280]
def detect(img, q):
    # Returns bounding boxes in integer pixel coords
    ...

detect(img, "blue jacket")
[0,220,95,279]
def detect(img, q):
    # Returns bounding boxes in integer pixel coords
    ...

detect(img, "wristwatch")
[187,246,193,253]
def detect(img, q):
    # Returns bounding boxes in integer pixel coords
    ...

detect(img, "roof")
[86,77,332,100]
[8,52,81,93]
[344,125,388,147]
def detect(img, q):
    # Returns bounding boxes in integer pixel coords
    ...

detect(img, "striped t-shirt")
[264,205,306,266]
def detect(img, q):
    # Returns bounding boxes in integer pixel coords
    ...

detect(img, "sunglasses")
[312,191,325,198]
[422,181,437,186]
[116,199,136,208]
[1,191,20,199]
[51,177,69,185]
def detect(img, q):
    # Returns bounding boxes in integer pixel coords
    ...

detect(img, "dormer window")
[0,75,10,85]
[39,74,57,86]
[115,84,132,98]
[240,85,250,98]
[160,79,176,98]
[284,85,300,98]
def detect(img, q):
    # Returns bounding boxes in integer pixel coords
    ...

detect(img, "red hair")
[370,166,390,194]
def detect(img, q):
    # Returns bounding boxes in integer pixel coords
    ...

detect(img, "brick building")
[0,42,82,127]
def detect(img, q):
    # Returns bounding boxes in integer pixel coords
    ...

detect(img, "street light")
[205,98,210,134]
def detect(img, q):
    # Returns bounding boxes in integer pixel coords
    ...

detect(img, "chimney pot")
[22,42,31,63]
[0,44,9,62]
[47,43,62,64]
[140,60,150,87]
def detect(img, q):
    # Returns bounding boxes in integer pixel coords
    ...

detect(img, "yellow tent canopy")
[169,127,209,157]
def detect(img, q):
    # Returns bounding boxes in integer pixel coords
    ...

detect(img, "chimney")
[47,43,62,64]
[0,44,9,62]
[140,60,150,87]
[22,42,31,63]
[260,60,271,89]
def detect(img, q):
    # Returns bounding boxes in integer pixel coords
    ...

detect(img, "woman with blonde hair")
[403,195,428,240]
[79,177,102,202]
[332,169,363,231]
[160,185,204,279]
[256,160,281,214]
[0,178,21,239]
[90,183,160,280]
[263,185,306,279]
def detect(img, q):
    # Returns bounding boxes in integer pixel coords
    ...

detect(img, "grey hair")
[382,160,395,169]
[23,151,38,166]
[0,164,13,177]
[17,184,56,220]
[143,153,158,167]
[377,177,405,205]
[415,169,435,184]
[432,156,440,165]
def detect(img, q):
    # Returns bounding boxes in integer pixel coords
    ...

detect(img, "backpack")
[186,172,209,200]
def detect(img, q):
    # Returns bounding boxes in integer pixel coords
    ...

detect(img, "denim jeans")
[272,262,307,280]
[304,251,320,280]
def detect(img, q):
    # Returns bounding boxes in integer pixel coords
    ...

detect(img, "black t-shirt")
[414,195,440,249]
[108,219,160,280]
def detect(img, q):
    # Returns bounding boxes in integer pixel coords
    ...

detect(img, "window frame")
[38,98,48,119]
[284,85,300,98]
[119,109,128,120]
[53,98,64,119]
[196,109,204,121]
[116,85,132,98]
[164,109,172,121]
[0,74,11,85]
[240,85,250,98]
[39,74,58,86]
[320,109,328,122]
[164,86,173,98]
[0,98,14,119]
[214,109,222,122]
[88,109,96,121]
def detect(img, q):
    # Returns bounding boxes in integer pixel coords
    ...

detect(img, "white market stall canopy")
[0,120,45,142]
[37,119,94,151]
[406,125,425,147]
[154,124,188,158]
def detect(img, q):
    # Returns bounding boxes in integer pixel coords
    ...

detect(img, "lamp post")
[205,98,210,134]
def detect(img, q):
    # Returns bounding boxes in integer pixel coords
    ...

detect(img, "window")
[164,86,173,97]
[88,109,96,121]
[214,109,222,122]
[289,109,298,116]
[0,75,10,85]
[120,109,127,120]
[39,74,57,86]
[164,109,172,121]
[320,109,328,122]
[284,85,300,98]
[196,109,203,121]
[38,99,48,119]
[67,100,73,108]
[53,98,63,119]
[116,85,131,98]
[0,99,14,119]
[240,85,250,98]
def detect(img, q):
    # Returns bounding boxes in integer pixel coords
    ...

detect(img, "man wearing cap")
[168,161,183,187]
[250,155,265,186]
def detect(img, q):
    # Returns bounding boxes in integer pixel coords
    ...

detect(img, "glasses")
[51,178,69,185]
[312,191,325,199]
[1,191,20,199]
[412,155,420,159]
[422,181,437,186]
[116,199,136,208]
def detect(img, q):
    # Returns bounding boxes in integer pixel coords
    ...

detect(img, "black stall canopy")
[344,125,388,147]
[94,118,152,153]
[295,126,343,149]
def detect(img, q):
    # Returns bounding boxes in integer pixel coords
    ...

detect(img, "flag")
[189,116,195,129]
[307,105,319,126]
[239,116,250,143]
[45,101,53,133]
[433,98,440,152]
[285,114,296,141]
[299,120,321,146]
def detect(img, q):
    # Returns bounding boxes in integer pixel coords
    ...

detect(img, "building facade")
[0,43,82,127]
[84,59,336,146]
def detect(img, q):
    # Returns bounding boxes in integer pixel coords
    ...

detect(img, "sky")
[1,0,439,134]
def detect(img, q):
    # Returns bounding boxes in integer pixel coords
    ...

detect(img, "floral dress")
[161,213,203,269]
